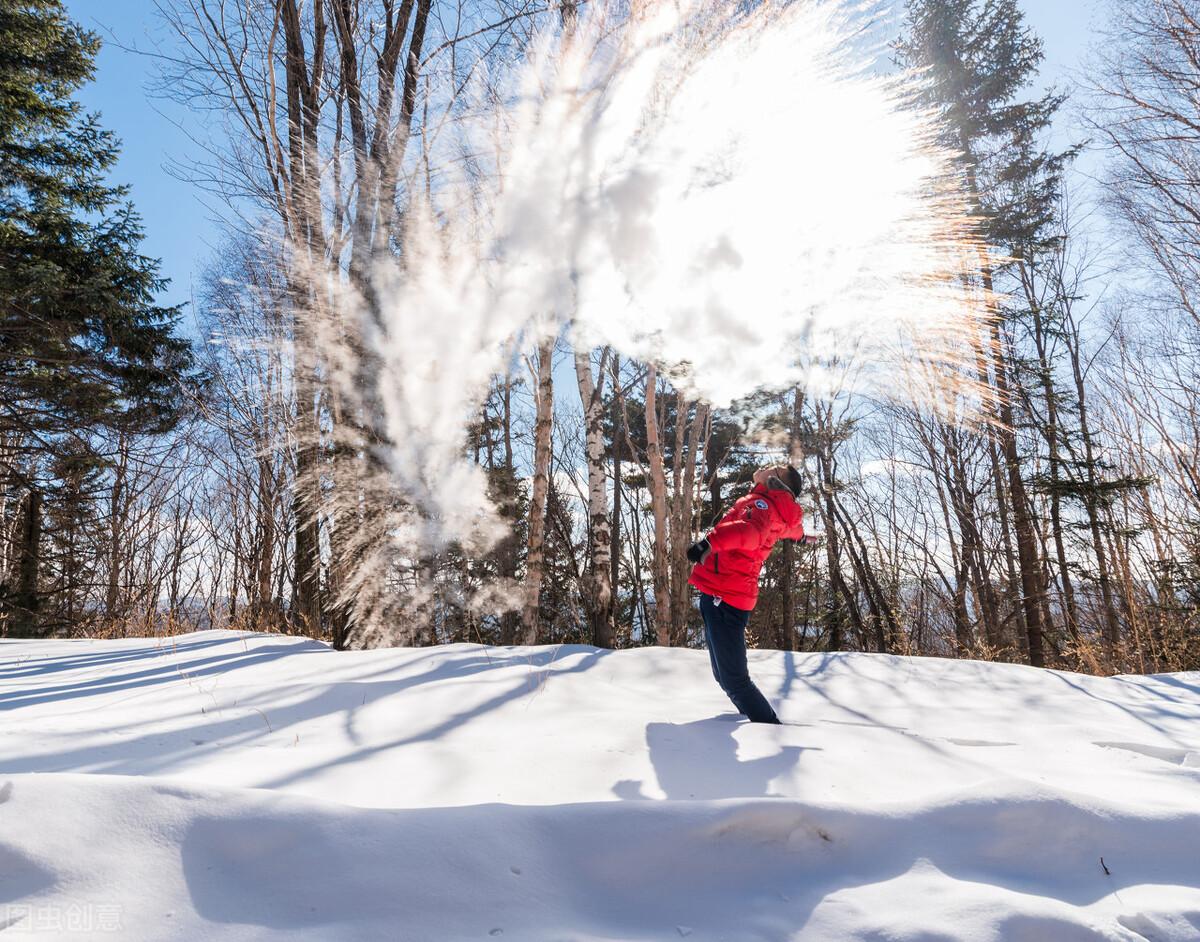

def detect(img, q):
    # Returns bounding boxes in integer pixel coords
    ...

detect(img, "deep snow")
[1,630,1198,940]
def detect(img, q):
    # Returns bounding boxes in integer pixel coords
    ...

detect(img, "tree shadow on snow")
[0,642,607,786]
[0,634,256,683]
[0,637,322,710]
[254,647,612,791]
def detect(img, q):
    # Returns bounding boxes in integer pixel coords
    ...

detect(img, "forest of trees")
[3,0,1200,676]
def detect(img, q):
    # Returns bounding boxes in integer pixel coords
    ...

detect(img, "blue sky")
[61,0,1104,317]
[1023,1,1101,82]
[62,0,220,317]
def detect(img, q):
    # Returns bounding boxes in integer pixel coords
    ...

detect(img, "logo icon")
[754,499,769,510]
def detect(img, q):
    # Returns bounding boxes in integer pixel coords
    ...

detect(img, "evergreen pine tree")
[1,0,194,636]
[897,0,1075,666]
[0,0,194,447]
[896,0,1073,252]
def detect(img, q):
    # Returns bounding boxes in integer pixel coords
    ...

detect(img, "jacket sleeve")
[706,499,773,552]
[782,508,806,541]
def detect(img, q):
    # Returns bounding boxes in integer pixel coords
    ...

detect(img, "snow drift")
[2,631,1198,940]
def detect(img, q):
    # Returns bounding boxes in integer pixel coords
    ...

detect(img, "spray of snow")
[332,0,984,634]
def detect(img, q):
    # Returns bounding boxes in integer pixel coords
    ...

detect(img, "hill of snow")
[1,630,1198,940]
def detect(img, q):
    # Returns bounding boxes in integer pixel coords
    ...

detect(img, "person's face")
[753,465,788,488]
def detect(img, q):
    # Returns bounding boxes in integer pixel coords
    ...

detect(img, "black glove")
[686,538,712,565]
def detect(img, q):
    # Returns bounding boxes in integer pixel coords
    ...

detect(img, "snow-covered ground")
[1,630,1198,940]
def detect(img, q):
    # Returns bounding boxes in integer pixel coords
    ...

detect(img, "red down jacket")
[688,483,806,611]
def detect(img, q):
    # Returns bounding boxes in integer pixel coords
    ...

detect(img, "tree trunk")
[11,489,42,638]
[671,400,708,645]
[989,316,1047,667]
[969,238,1043,664]
[105,441,128,621]
[256,453,277,630]
[610,353,622,641]
[522,340,555,645]
[575,347,614,647]
[778,389,805,651]
[1065,318,1122,655]
[1024,265,1081,646]
[973,331,1024,654]
[500,373,520,646]
[292,441,323,636]
[917,419,975,651]
[645,365,673,645]
[280,0,328,640]
[813,403,860,649]
[962,153,1045,664]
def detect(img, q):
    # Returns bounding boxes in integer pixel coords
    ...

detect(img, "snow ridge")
[2,631,1199,940]
[3,773,1197,941]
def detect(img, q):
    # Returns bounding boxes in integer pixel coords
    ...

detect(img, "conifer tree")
[0,0,194,635]
[0,0,193,447]
[898,0,1074,666]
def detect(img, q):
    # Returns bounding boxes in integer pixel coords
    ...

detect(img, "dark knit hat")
[778,464,803,499]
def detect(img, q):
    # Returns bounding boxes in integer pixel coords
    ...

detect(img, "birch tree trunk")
[575,347,614,647]
[778,390,805,651]
[610,354,623,640]
[645,365,673,645]
[522,340,555,645]
[670,400,708,645]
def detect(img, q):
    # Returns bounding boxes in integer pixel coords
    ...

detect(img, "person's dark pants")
[698,593,780,724]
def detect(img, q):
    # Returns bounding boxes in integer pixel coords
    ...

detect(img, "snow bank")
[1,630,1198,940]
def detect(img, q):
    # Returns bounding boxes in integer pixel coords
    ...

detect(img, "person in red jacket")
[687,464,821,724]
